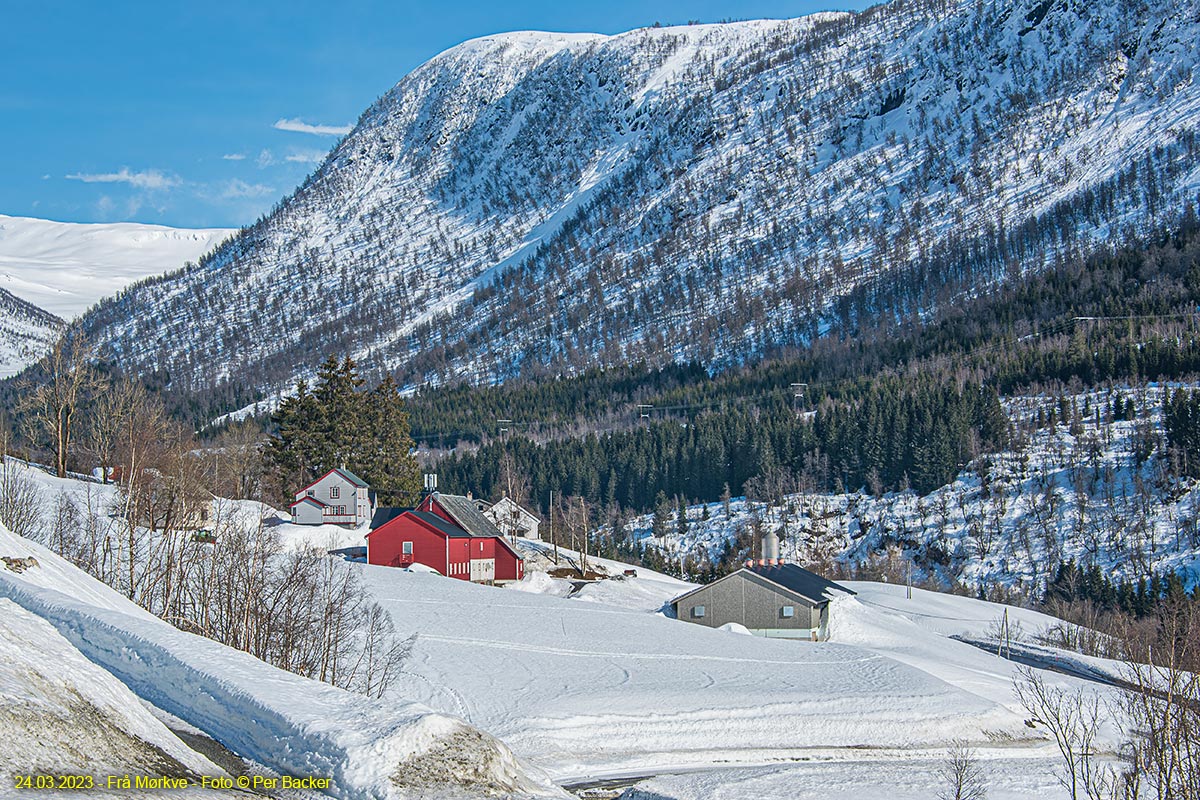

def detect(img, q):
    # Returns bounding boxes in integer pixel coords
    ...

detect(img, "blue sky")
[1,1,870,229]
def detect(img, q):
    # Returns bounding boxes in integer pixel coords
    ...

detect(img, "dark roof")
[409,510,474,538]
[432,493,503,538]
[747,563,855,604]
[671,562,855,607]
[369,507,412,529]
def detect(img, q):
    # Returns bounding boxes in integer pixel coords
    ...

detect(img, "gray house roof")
[409,511,474,538]
[671,563,855,608]
[432,493,503,538]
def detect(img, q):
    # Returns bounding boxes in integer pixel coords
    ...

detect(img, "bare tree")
[0,456,44,539]
[19,337,104,477]
[938,740,988,800]
[1013,668,1122,800]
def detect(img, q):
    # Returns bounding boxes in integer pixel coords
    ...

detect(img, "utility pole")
[550,489,558,565]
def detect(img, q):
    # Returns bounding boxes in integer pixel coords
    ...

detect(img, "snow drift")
[0,598,222,781]
[0,524,565,799]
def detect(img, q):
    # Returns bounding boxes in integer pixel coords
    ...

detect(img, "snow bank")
[0,525,565,799]
[0,598,221,781]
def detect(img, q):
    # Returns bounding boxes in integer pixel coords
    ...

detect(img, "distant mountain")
[79,0,1200,413]
[0,214,232,376]
[0,287,62,379]
[0,214,233,320]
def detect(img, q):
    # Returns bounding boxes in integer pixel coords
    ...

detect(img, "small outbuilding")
[670,561,855,641]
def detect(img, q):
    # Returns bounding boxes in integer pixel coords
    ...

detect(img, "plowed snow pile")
[0,524,565,799]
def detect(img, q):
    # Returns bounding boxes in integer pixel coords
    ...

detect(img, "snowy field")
[360,549,1114,795]
[0,214,231,320]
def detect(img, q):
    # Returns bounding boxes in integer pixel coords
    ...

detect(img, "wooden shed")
[670,562,855,641]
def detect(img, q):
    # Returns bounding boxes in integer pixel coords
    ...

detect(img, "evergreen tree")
[265,357,422,505]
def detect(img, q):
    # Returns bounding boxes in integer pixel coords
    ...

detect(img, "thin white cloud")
[256,149,276,168]
[285,149,326,164]
[222,153,247,161]
[65,167,180,190]
[273,117,352,136]
[222,179,275,199]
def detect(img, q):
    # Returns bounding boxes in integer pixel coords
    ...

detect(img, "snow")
[0,521,565,799]
[360,563,1061,786]
[633,385,1200,594]
[0,462,1140,798]
[0,598,223,782]
[0,214,232,320]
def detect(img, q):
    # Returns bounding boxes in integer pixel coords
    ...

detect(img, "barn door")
[469,559,496,583]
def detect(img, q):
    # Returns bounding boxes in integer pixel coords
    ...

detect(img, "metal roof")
[432,493,503,538]
[334,468,369,487]
[368,507,411,529]
[409,511,474,538]
[671,562,855,608]
[745,563,855,603]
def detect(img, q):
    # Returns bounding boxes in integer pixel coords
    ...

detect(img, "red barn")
[365,493,524,583]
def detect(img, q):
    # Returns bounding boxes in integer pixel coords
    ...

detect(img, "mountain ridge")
[77,0,1200,416]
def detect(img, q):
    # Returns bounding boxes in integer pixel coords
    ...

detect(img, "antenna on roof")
[423,473,438,495]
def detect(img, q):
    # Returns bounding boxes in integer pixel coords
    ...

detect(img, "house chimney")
[762,527,780,561]
[744,559,754,568]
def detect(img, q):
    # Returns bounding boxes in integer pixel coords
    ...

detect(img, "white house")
[482,496,541,541]
[290,468,376,527]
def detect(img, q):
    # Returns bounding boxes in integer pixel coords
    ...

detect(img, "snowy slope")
[0,286,62,378]
[0,523,565,800]
[79,0,1200,405]
[0,214,232,320]
[632,384,1200,594]
[0,599,224,786]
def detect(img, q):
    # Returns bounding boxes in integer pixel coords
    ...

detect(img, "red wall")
[366,514,449,574]
[494,539,524,581]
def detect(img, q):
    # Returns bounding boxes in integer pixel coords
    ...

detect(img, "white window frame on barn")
[781,606,795,618]
[692,605,706,618]
[402,541,413,555]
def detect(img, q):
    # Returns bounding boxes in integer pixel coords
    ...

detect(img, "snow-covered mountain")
[0,214,233,321]
[0,214,232,377]
[0,287,63,379]
[81,0,1200,403]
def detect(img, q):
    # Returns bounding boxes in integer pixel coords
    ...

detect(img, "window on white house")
[306,489,315,497]
[692,605,706,618]
[781,606,795,618]
[330,486,340,499]
[402,542,413,555]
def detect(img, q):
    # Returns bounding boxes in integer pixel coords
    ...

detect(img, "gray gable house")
[670,562,855,642]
